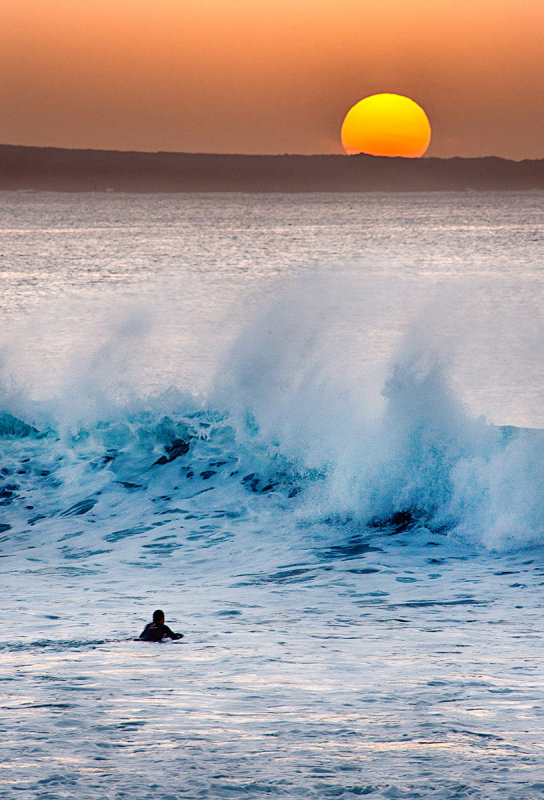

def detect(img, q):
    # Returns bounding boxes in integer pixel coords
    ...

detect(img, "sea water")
[0,191,543,799]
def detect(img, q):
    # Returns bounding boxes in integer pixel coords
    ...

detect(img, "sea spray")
[0,271,542,553]
[214,273,544,550]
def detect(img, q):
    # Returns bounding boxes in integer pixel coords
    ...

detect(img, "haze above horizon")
[3,0,543,160]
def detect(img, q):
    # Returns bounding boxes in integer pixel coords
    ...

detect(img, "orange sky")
[2,0,543,158]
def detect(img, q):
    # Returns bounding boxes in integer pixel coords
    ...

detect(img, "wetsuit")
[139,622,183,641]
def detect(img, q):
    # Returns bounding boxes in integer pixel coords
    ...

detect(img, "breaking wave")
[1,273,543,562]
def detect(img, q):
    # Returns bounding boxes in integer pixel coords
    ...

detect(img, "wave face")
[1,281,543,561]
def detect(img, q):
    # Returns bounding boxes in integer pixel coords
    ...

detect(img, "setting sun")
[341,94,431,158]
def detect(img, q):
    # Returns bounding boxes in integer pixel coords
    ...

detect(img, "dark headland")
[1,144,543,192]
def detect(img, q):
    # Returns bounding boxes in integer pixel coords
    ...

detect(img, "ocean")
[0,190,542,799]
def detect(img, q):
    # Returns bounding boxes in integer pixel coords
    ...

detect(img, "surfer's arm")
[163,625,183,640]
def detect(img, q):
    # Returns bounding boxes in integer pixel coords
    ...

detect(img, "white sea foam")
[214,272,544,551]
[1,268,543,552]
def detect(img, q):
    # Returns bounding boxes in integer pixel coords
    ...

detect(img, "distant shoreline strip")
[1,145,543,192]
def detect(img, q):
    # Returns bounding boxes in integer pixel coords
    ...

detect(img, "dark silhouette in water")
[139,609,183,642]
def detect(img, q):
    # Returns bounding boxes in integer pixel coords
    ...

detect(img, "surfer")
[139,609,183,642]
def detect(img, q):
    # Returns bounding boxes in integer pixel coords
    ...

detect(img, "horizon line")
[1,143,542,164]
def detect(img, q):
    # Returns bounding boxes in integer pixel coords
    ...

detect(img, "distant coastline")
[1,144,543,193]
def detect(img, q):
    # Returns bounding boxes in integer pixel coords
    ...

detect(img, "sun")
[341,93,431,158]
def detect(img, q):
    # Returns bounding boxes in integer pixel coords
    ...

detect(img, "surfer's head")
[153,609,165,625]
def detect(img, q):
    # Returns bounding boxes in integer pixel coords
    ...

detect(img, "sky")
[2,0,543,159]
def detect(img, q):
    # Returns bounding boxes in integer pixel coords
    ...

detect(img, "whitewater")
[0,190,543,799]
